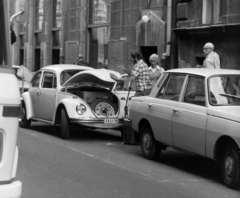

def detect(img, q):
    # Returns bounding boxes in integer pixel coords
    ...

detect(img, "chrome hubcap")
[225,156,234,178]
[143,133,152,153]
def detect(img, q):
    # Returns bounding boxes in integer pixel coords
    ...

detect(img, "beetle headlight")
[76,104,87,115]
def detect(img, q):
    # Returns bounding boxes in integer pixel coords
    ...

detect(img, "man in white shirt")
[197,42,221,69]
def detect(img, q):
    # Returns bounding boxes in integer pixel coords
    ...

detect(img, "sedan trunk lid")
[207,106,240,123]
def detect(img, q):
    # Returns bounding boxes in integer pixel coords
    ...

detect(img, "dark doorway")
[195,56,205,66]
[35,49,41,71]
[52,49,60,65]
[20,49,24,66]
[140,46,158,66]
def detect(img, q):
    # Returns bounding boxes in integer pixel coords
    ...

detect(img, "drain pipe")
[161,0,172,70]
[166,0,172,56]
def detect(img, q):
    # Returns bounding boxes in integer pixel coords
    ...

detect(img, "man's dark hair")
[130,50,142,63]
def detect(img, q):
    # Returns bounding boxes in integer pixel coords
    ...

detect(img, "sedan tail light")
[2,105,21,117]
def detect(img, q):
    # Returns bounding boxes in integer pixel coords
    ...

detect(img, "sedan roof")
[166,68,240,77]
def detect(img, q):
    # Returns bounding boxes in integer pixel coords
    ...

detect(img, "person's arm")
[117,65,132,76]
[204,60,215,69]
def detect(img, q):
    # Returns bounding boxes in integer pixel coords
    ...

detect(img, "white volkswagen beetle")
[20,64,135,139]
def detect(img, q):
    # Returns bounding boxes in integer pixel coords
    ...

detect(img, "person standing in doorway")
[117,50,152,96]
[149,54,165,87]
[196,42,220,69]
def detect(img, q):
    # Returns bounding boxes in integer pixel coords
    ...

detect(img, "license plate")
[104,119,118,123]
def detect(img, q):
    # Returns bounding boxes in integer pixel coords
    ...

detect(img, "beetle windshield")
[208,75,240,106]
[60,70,83,85]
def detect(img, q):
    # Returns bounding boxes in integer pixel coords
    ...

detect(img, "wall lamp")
[10,10,25,22]
[141,11,164,23]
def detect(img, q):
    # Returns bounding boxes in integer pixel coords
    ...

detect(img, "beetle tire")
[91,98,117,116]
[60,108,70,139]
[221,144,240,189]
[19,103,31,128]
[140,124,161,160]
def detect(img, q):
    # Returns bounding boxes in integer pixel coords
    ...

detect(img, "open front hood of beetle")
[207,106,240,123]
[62,69,120,91]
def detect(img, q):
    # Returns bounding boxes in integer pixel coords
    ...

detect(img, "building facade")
[10,0,169,73]
[174,0,240,69]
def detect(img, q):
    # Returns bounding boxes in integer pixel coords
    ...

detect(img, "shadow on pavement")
[28,123,122,142]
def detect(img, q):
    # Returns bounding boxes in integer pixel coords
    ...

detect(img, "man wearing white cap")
[197,42,220,69]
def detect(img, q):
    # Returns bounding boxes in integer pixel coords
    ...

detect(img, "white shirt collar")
[149,65,160,71]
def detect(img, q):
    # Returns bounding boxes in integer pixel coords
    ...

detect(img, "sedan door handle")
[37,91,41,96]
[173,108,181,113]
[148,103,155,108]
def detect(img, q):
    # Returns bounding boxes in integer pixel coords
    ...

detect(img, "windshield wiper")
[219,93,240,100]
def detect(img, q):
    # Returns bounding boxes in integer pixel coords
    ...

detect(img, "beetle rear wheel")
[221,144,240,189]
[60,108,70,139]
[19,103,31,128]
[140,124,161,160]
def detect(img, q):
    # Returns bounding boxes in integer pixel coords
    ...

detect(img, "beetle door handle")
[37,91,41,96]
[173,108,181,113]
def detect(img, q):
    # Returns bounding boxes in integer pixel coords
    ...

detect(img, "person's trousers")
[134,89,151,96]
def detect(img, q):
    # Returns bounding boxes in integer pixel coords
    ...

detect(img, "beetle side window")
[42,72,57,89]
[31,72,42,87]
[183,76,205,106]
[157,74,186,101]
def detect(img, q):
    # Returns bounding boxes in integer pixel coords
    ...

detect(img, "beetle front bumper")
[70,118,124,129]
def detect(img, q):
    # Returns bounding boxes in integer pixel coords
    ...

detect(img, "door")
[29,71,42,117]
[172,76,207,156]
[37,71,57,120]
[147,74,186,145]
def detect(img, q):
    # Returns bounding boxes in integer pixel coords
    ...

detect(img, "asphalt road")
[16,123,240,198]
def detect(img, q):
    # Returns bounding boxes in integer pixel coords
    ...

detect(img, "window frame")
[182,75,206,107]
[156,74,187,101]
[41,71,57,89]
[31,71,42,88]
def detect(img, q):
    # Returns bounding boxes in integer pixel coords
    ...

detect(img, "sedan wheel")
[19,103,31,128]
[60,108,70,139]
[140,124,161,160]
[221,144,240,189]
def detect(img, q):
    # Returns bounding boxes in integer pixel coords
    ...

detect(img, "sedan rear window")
[209,75,240,106]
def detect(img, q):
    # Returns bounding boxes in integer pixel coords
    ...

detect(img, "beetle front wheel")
[60,108,70,139]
